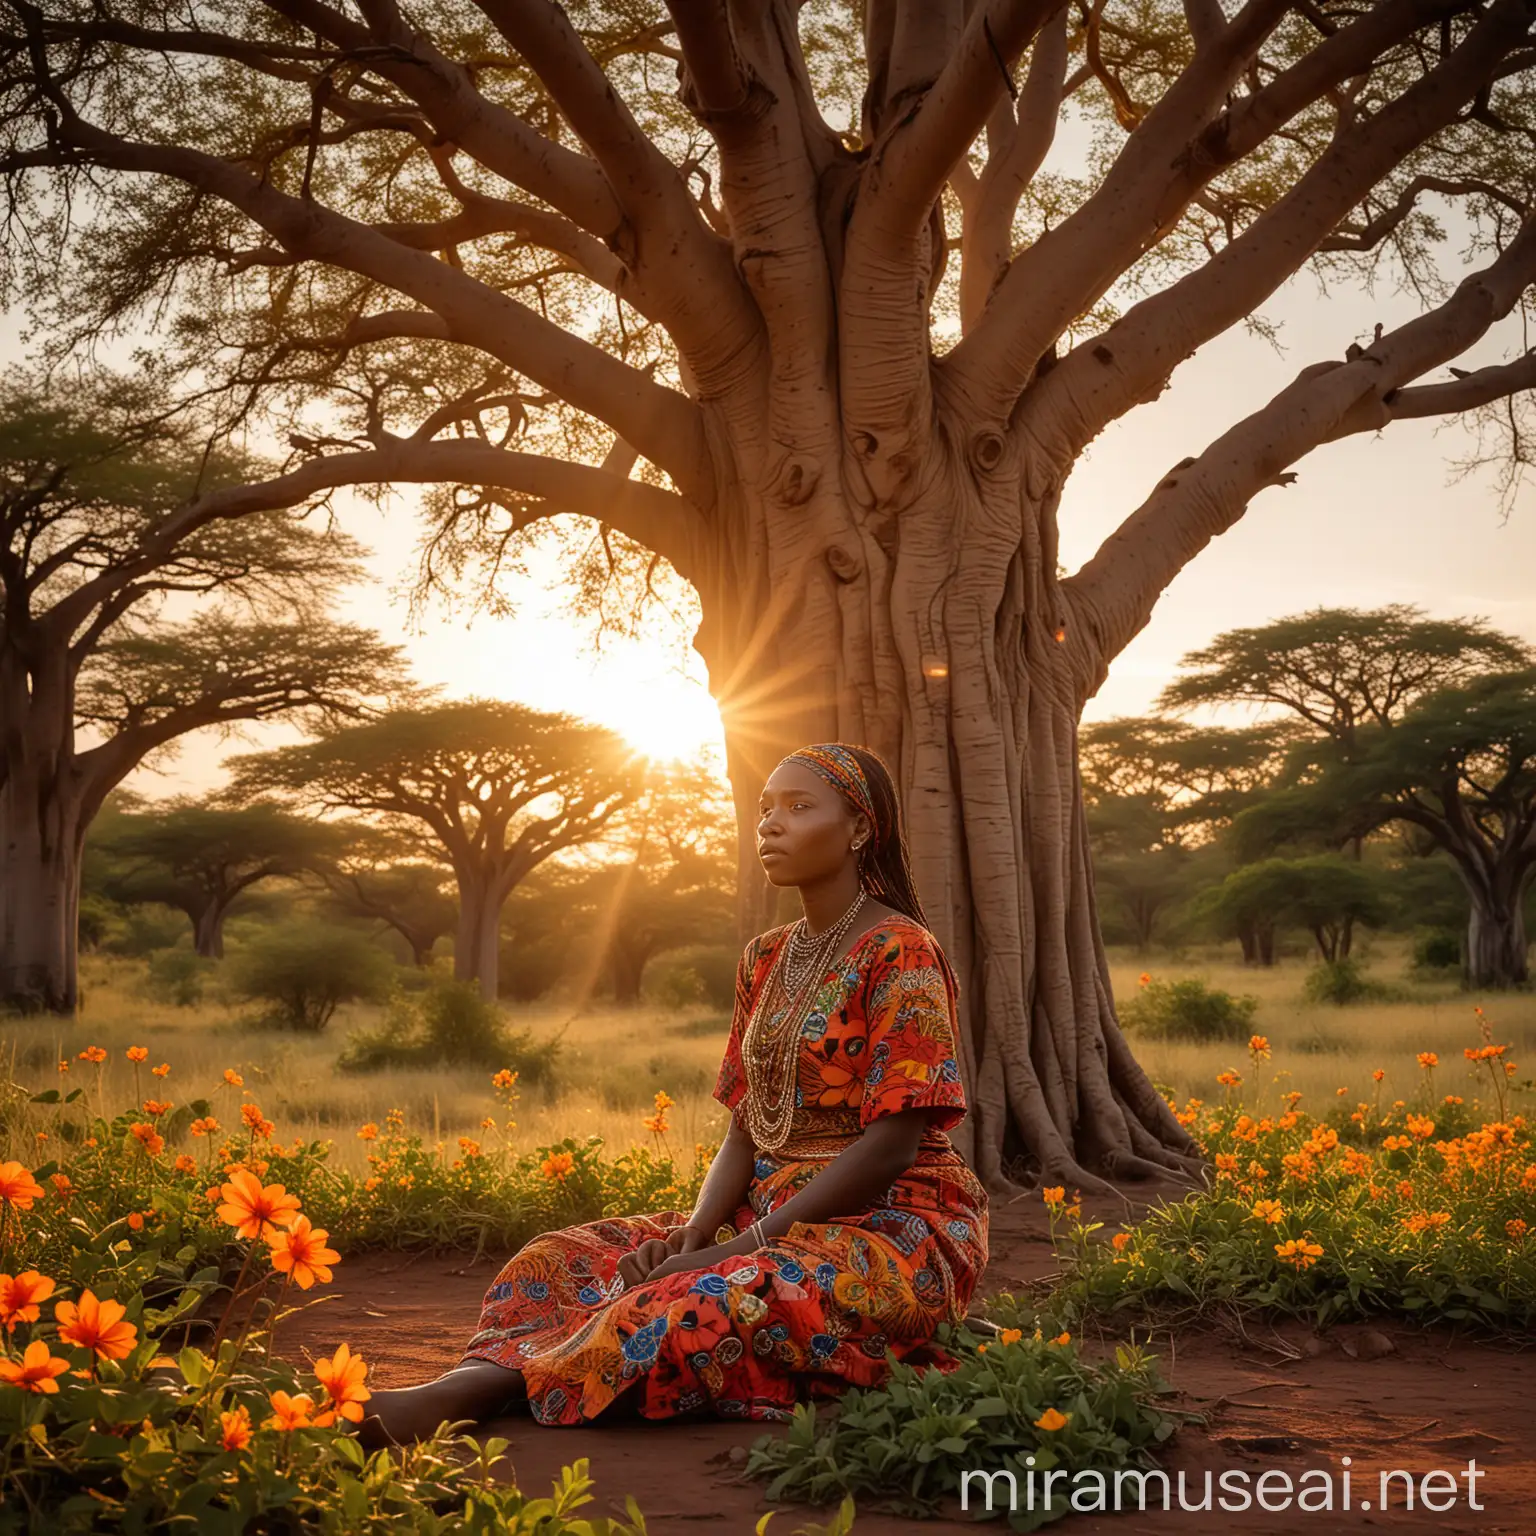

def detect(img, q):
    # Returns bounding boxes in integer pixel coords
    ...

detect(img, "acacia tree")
[224,700,641,999]
[0,388,407,1012]
[306,823,459,967]
[91,799,341,957]
[5,4,1536,1182]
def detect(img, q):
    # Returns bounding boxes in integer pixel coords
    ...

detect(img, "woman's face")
[756,762,868,887]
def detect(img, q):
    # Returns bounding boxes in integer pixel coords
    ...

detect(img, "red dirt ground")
[274,1186,1536,1534]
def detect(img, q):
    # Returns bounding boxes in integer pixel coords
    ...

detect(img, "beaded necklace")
[740,890,867,1153]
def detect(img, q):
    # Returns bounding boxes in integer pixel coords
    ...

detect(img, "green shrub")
[143,947,215,1007]
[744,1321,1176,1525]
[644,943,737,1010]
[1301,957,1399,1006]
[102,903,187,957]
[1118,977,1259,1042]
[1411,927,1463,974]
[225,920,394,1032]
[337,978,561,1083]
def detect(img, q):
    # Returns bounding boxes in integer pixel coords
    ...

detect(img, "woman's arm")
[616,1113,757,1287]
[637,1108,934,1283]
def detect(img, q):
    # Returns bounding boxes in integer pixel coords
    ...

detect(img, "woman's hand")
[616,1222,709,1289]
[639,1236,748,1284]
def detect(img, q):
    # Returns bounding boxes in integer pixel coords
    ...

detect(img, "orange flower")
[174,1154,197,1175]
[492,1069,519,1090]
[0,1339,70,1394]
[1041,1186,1065,1207]
[190,1117,219,1138]
[267,1215,339,1290]
[49,1173,72,1200]
[126,1046,148,1063]
[55,1290,138,1361]
[56,1059,69,1074]
[998,1327,1023,1345]
[1111,1232,1131,1251]
[457,1137,482,1159]
[1251,1199,1285,1225]
[127,1212,145,1232]
[142,1100,171,1118]
[0,1271,55,1333]
[1418,1052,1438,1070]
[152,1063,170,1078]
[1050,1332,1072,1346]
[216,1169,301,1241]
[0,1162,44,1211]
[356,1123,379,1142]
[1507,1218,1528,1242]
[240,1103,275,1139]
[77,1046,106,1064]
[223,1068,244,1087]
[540,1152,575,1182]
[128,1123,164,1158]
[1274,1238,1324,1269]
[1406,1114,1435,1140]
[1216,1070,1242,1089]
[220,1405,252,1451]
[1138,972,1151,986]
[264,1389,317,1430]
[1248,1035,1271,1059]
[1034,1408,1070,1432]
[313,1342,371,1424]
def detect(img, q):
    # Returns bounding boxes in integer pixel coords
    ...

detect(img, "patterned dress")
[458,917,989,1425]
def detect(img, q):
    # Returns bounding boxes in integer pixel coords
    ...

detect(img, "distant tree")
[0,385,408,1013]
[90,800,341,958]
[1159,607,1530,747]
[1082,717,1292,948]
[1277,671,1536,987]
[567,756,737,1003]
[306,824,458,968]
[226,701,641,1001]
[1195,854,1387,964]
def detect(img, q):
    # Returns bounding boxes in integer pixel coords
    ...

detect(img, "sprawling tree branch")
[1021,0,1536,473]
[1067,210,1536,679]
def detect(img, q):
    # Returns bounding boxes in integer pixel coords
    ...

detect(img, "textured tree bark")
[0,767,84,1014]
[454,873,502,1004]
[1466,890,1530,989]
[696,433,1198,1191]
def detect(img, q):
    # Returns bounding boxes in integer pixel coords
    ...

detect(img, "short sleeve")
[858,929,967,1132]
[711,934,769,1114]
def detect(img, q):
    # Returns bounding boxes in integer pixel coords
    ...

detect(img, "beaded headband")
[776,742,877,825]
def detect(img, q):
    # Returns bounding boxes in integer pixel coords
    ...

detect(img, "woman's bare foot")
[357,1360,524,1450]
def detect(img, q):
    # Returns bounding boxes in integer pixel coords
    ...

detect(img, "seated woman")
[360,741,989,1445]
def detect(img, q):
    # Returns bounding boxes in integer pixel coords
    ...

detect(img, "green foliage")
[338,979,562,1081]
[1118,977,1258,1043]
[1056,1040,1536,1332]
[743,1323,1177,1528]
[0,1091,653,1533]
[225,920,395,1032]
[644,945,737,1010]
[1411,927,1464,974]
[143,947,216,1008]
[101,903,187,958]
[1301,958,1400,1006]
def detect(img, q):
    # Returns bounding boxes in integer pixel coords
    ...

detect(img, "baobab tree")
[0,387,407,1013]
[3,3,1536,1185]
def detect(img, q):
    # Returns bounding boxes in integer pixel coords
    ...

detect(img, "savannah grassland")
[4,937,1532,1177]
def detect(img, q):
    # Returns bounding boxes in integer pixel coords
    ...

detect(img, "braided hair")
[775,742,958,995]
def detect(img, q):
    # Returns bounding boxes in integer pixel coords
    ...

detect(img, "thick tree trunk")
[454,873,502,1002]
[0,767,84,1013]
[1466,893,1529,988]
[1237,920,1276,966]
[609,943,647,1005]
[696,452,1198,1192]
[193,902,226,960]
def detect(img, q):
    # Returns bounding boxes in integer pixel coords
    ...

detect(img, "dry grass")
[3,941,1531,1176]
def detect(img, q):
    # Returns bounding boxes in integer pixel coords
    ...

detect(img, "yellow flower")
[1034,1408,1070,1432]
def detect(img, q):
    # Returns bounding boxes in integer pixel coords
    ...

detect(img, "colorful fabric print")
[459,917,988,1426]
